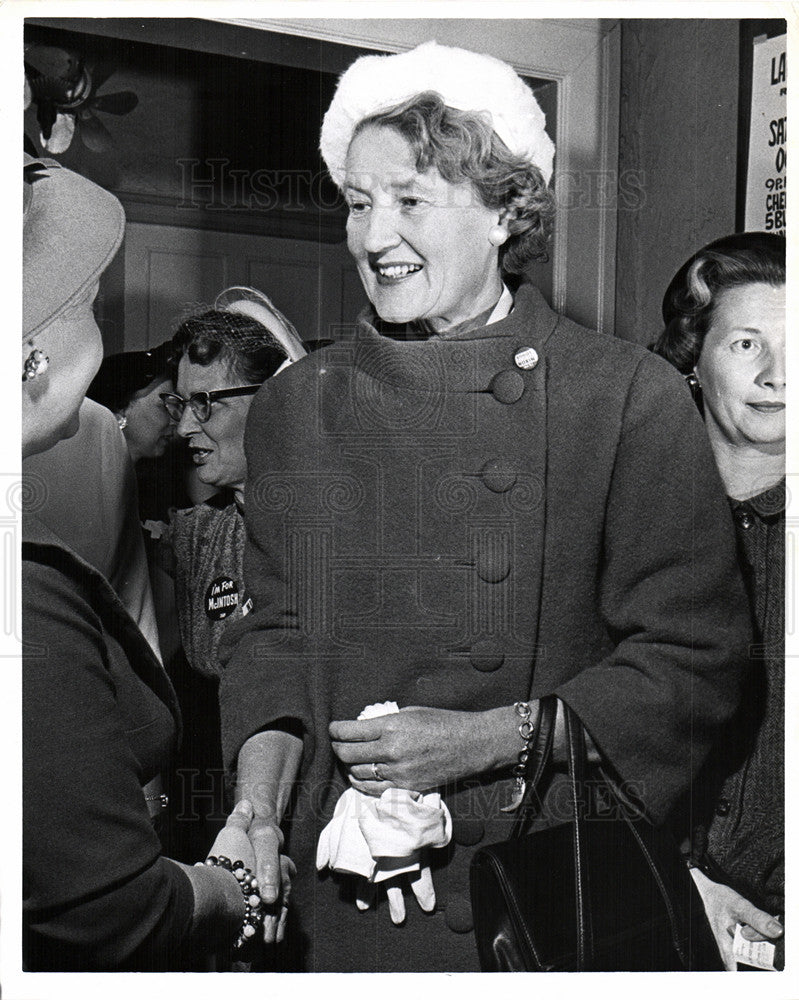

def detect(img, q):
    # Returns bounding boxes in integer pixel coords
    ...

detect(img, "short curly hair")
[652,232,785,374]
[354,92,554,274]
[170,309,287,385]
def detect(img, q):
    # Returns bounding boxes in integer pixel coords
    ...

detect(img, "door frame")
[216,16,621,334]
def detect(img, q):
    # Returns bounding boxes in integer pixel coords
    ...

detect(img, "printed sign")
[745,33,787,234]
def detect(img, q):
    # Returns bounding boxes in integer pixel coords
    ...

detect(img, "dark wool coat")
[22,516,194,971]
[220,284,751,972]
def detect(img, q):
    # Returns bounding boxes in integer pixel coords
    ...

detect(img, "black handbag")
[470,696,722,971]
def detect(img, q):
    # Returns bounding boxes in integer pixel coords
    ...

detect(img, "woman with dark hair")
[219,43,750,971]
[140,292,305,878]
[87,341,175,464]
[159,288,305,681]
[653,232,785,970]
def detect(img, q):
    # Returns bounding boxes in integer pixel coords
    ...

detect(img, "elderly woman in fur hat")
[21,156,269,970]
[219,44,750,971]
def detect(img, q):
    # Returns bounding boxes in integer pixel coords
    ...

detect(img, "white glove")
[317,702,452,923]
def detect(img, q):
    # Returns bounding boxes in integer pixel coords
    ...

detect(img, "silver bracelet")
[511,701,535,797]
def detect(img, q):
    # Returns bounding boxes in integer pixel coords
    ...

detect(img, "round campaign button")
[204,575,240,620]
[514,346,539,370]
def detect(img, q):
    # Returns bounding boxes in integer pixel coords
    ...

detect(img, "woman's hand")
[205,802,294,944]
[248,816,296,943]
[329,705,514,795]
[207,798,257,870]
[690,868,783,970]
[234,728,303,944]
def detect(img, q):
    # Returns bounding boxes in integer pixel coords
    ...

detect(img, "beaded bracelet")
[511,701,536,797]
[196,855,264,949]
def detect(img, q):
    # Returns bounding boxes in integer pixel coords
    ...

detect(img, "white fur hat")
[320,41,555,189]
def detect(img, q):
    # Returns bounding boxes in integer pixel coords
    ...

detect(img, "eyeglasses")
[159,385,261,423]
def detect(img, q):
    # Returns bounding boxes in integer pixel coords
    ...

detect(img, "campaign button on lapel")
[514,346,539,370]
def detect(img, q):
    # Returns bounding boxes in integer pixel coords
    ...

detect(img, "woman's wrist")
[475,703,539,772]
[199,855,265,948]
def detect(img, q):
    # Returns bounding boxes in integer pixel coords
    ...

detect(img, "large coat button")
[451,816,486,845]
[490,370,524,404]
[445,895,474,934]
[514,346,539,370]
[475,549,511,584]
[469,638,505,672]
[479,458,517,493]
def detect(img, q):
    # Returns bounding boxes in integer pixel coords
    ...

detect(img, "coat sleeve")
[554,353,751,824]
[218,377,316,775]
[23,559,196,971]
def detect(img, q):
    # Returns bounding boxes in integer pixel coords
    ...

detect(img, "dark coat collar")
[349,283,558,393]
[730,478,786,519]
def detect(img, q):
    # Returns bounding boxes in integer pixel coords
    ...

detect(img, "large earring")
[684,370,703,410]
[22,347,49,382]
[488,225,508,247]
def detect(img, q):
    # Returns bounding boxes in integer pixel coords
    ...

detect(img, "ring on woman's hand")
[371,762,383,781]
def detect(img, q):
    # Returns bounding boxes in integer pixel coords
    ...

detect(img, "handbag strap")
[563,700,594,970]
[512,695,594,968]
[508,696,698,970]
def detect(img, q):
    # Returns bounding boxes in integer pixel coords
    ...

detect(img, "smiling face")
[121,375,175,463]
[344,125,504,331]
[175,356,253,495]
[695,282,786,451]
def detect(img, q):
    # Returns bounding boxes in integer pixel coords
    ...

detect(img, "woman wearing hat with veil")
[159,287,306,683]
[22,156,270,970]
[144,291,306,872]
[218,44,751,971]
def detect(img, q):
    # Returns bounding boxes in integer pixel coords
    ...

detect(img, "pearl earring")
[488,225,507,247]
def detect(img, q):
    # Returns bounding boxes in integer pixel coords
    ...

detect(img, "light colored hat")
[215,286,307,375]
[320,41,555,189]
[23,154,125,339]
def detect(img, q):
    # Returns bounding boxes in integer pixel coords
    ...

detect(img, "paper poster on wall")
[745,32,786,234]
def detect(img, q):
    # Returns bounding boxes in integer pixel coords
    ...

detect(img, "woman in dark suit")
[22,155,265,970]
[654,232,785,970]
[218,43,751,971]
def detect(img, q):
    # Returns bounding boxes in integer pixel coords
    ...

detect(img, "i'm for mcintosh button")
[205,575,240,620]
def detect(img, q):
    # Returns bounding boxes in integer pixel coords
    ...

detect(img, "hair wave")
[355,92,555,274]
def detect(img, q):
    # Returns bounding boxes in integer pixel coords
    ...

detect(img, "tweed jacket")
[220,283,750,971]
